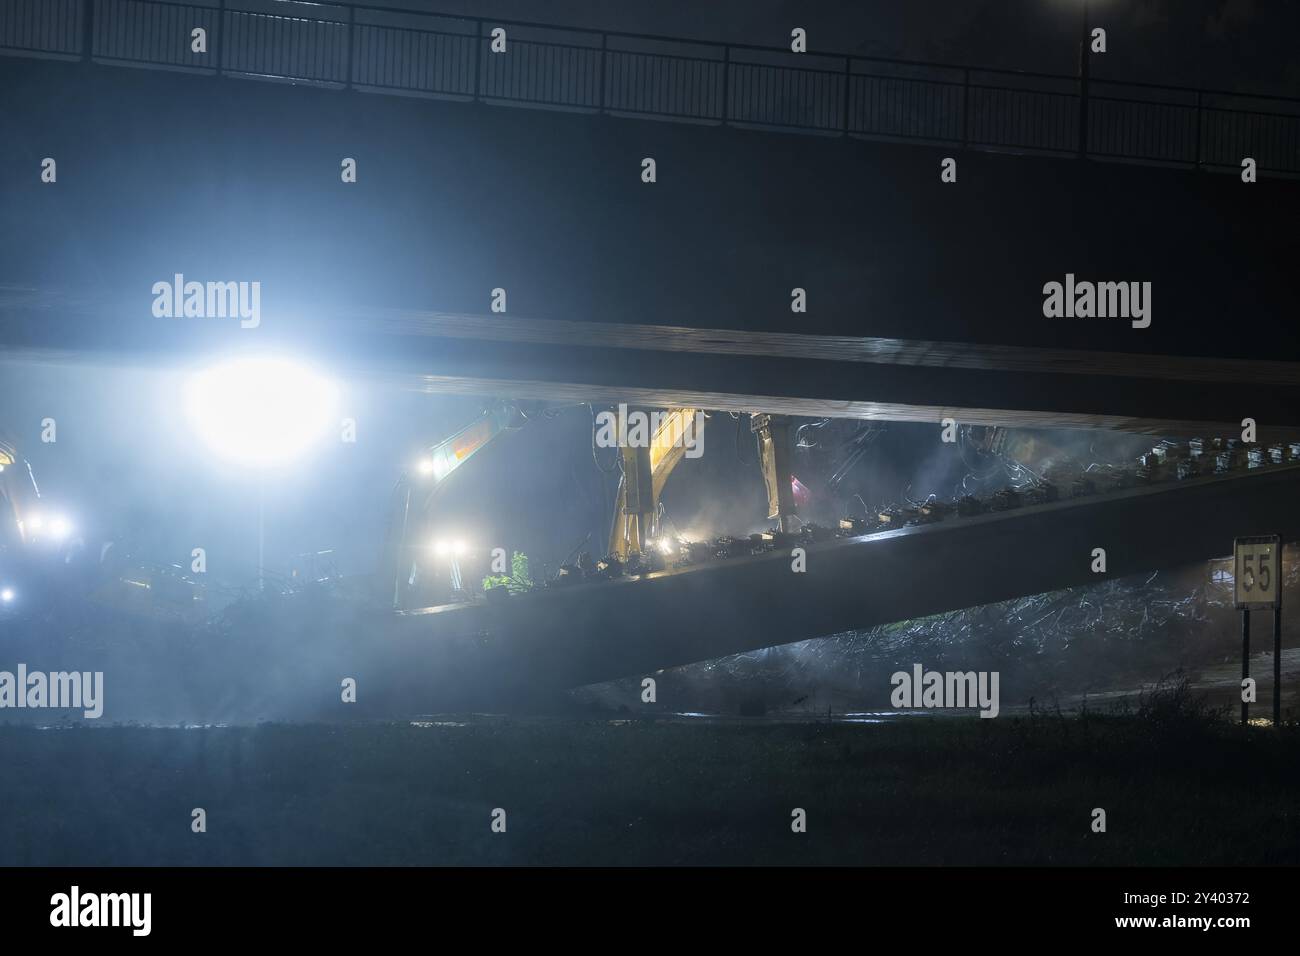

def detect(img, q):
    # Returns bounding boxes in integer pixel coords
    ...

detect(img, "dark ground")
[2,693,1297,866]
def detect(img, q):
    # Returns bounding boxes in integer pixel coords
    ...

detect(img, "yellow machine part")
[0,441,32,545]
[608,408,702,559]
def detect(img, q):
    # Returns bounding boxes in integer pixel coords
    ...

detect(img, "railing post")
[841,56,851,135]
[721,45,729,124]
[1194,90,1202,169]
[473,19,481,101]
[961,67,970,147]
[344,4,353,90]
[82,0,93,62]
[599,32,606,113]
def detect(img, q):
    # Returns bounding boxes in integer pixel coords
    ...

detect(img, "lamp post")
[184,356,339,593]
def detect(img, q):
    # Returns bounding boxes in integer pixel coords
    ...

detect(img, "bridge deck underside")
[5,300,1300,437]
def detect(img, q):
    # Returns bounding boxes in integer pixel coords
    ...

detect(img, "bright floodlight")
[49,515,71,540]
[185,357,339,467]
[416,458,436,476]
[0,588,13,603]
[27,513,43,531]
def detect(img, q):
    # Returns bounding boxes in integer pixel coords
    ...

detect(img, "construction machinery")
[0,438,37,551]
[0,439,32,607]
[384,401,717,609]
[382,401,529,609]
[377,398,1300,705]
[0,436,208,620]
[605,406,704,560]
[0,436,85,612]
[372,437,1300,713]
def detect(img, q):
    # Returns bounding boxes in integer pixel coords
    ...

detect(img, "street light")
[184,356,340,590]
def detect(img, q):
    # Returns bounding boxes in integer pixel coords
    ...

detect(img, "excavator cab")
[383,401,532,609]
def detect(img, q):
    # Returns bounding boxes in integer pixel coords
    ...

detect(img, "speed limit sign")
[1234,535,1281,609]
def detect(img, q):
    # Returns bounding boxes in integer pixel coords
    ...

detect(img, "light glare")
[185,357,339,467]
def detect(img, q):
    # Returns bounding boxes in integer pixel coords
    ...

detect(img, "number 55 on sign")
[1234,535,1281,609]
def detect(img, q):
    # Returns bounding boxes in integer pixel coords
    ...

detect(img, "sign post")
[1276,601,1284,727]
[1233,535,1282,726]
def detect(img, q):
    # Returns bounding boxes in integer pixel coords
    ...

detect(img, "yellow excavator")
[604,405,705,558]
[383,402,706,609]
[0,438,38,551]
[1,436,206,620]
[0,436,78,610]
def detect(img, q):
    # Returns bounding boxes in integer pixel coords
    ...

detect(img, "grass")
[2,691,1297,865]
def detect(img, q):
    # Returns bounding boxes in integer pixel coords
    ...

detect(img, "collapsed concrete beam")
[356,462,1300,711]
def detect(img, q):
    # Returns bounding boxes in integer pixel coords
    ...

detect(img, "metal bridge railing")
[3,0,1299,175]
